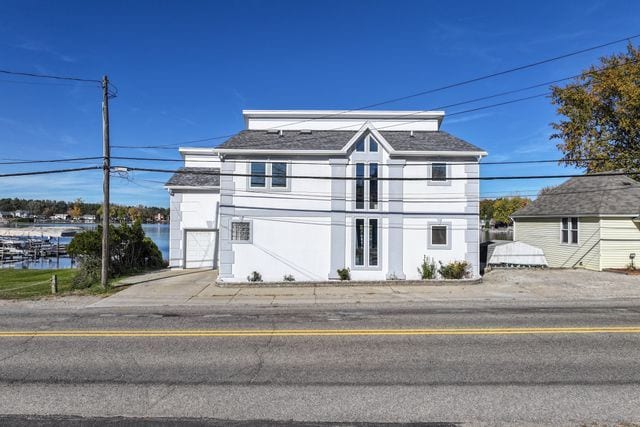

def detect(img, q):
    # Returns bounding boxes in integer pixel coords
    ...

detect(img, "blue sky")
[0,0,638,207]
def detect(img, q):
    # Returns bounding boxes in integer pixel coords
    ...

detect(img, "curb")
[215,278,483,288]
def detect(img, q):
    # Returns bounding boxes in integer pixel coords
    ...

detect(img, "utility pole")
[101,75,110,289]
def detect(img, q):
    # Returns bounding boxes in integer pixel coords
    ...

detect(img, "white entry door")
[184,230,217,269]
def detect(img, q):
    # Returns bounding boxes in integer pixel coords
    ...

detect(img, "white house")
[13,210,31,218]
[166,110,487,282]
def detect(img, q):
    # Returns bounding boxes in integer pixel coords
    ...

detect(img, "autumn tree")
[492,197,530,225]
[68,198,83,219]
[550,44,640,173]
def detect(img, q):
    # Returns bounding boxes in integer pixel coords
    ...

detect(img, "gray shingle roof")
[165,167,220,187]
[216,130,483,152]
[512,173,640,217]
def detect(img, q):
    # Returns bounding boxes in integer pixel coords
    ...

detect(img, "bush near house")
[67,219,164,288]
[247,271,263,282]
[337,268,351,281]
[438,260,471,280]
[417,256,438,280]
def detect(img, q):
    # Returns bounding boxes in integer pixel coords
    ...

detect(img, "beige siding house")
[512,173,640,271]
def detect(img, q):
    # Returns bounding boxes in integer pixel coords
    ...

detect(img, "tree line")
[0,198,169,222]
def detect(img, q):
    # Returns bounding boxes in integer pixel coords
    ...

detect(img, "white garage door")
[185,230,217,269]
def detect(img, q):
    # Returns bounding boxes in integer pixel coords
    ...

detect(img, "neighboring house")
[155,213,166,222]
[0,211,13,219]
[80,214,96,223]
[13,210,31,218]
[51,213,70,221]
[166,110,487,282]
[512,173,640,270]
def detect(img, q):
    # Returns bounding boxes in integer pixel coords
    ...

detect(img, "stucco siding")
[403,217,471,279]
[514,217,600,270]
[600,217,640,269]
[230,216,331,282]
[169,191,220,269]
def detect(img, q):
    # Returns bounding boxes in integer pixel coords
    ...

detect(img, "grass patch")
[0,269,118,299]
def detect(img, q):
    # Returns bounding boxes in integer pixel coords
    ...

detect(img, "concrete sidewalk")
[88,268,640,308]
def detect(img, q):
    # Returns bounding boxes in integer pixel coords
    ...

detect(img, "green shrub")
[336,267,351,281]
[438,260,471,280]
[67,219,164,285]
[283,274,295,282]
[417,256,437,280]
[71,255,101,289]
[247,271,262,282]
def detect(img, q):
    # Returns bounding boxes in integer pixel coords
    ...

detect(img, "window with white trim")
[354,134,378,153]
[249,162,289,189]
[250,162,266,188]
[271,162,287,188]
[354,218,379,267]
[431,225,447,246]
[231,221,251,242]
[431,163,447,181]
[561,217,578,244]
[355,162,379,210]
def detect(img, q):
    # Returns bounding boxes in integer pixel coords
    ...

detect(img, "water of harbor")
[0,223,169,270]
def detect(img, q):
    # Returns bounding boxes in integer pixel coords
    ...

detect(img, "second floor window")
[249,162,288,189]
[250,162,266,187]
[271,162,287,188]
[431,163,447,181]
[355,162,378,210]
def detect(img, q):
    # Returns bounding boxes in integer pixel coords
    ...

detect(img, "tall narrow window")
[562,217,578,244]
[355,163,365,209]
[355,218,365,266]
[369,218,378,266]
[369,163,378,209]
[355,138,365,152]
[431,163,447,181]
[250,162,266,187]
[271,162,287,188]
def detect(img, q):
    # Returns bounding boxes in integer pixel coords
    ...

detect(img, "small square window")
[431,163,447,181]
[272,162,287,188]
[432,225,447,245]
[231,222,251,242]
[250,162,266,187]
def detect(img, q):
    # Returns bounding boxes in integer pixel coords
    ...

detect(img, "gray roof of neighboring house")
[512,173,640,218]
[165,167,220,187]
[216,130,484,152]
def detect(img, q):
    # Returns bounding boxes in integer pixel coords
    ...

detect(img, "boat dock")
[0,227,82,264]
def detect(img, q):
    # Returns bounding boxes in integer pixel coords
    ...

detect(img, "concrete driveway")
[88,268,640,308]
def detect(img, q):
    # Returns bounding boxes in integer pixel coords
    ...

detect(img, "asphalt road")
[1,303,640,425]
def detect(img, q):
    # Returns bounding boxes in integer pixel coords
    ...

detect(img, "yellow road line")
[1,326,640,337]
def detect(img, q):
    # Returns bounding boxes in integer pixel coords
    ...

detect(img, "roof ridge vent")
[266,129,279,135]
[300,129,312,134]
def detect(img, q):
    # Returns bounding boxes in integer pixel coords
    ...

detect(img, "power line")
[110,155,612,167]
[111,91,548,151]
[242,33,640,132]
[116,165,640,182]
[0,166,101,178]
[112,53,639,150]
[0,156,102,165]
[0,68,101,83]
